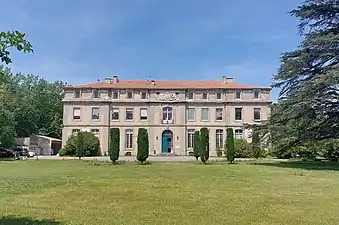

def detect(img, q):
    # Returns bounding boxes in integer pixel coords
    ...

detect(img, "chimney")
[104,77,112,84]
[151,80,155,86]
[113,75,119,83]
[222,76,234,84]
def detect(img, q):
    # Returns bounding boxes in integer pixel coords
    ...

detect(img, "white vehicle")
[28,151,36,157]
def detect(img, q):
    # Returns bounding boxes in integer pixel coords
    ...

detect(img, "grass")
[1,160,339,225]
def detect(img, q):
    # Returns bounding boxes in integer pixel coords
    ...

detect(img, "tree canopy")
[257,0,339,158]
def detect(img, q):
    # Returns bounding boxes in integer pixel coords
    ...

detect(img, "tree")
[0,105,15,148]
[75,132,85,159]
[137,128,149,164]
[199,127,209,164]
[64,132,100,157]
[226,128,235,163]
[193,130,200,160]
[109,128,120,164]
[0,31,33,64]
[251,130,261,159]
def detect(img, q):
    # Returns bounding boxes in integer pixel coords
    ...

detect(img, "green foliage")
[251,130,261,159]
[234,139,252,158]
[76,132,85,159]
[0,105,15,148]
[0,31,33,64]
[199,128,209,164]
[226,128,235,163]
[249,1,339,158]
[137,128,149,164]
[64,132,100,158]
[193,130,200,160]
[109,128,120,163]
[0,67,64,139]
[58,147,67,156]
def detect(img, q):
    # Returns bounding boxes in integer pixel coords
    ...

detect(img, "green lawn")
[1,160,339,225]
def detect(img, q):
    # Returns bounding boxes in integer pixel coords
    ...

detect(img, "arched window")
[163,106,173,121]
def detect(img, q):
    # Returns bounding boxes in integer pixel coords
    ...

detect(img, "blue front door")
[162,135,168,153]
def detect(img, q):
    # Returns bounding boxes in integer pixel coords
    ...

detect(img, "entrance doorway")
[161,130,173,153]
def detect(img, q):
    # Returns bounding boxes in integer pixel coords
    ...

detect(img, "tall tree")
[226,128,235,163]
[193,130,200,160]
[199,128,209,164]
[109,128,120,164]
[264,0,339,154]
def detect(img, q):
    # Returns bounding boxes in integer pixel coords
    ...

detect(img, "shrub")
[199,127,209,164]
[216,147,223,157]
[193,131,200,160]
[137,128,149,164]
[109,128,120,164]
[252,130,262,159]
[58,147,67,156]
[226,128,235,163]
[64,132,100,158]
[234,139,252,158]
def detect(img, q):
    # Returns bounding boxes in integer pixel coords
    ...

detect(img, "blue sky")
[1,0,303,100]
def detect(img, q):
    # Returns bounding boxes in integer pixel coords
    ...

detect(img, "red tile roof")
[65,79,270,90]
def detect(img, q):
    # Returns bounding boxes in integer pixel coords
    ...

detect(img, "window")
[140,108,148,120]
[187,129,195,148]
[201,108,209,121]
[163,107,173,121]
[72,129,80,134]
[91,129,99,138]
[127,91,133,99]
[235,90,241,99]
[216,129,223,148]
[254,108,261,121]
[188,92,194,99]
[254,90,260,99]
[125,129,133,149]
[74,89,81,98]
[113,91,119,99]
[216,92,222,100]
[92,107,100,120]
[235,108,242,120]
[187,108,195,121]
[126,108,133,120]
[202,93,208,100]
[215,108,223,121]
[111,108,119,120]
[141,92,147,99]
[92,89,100,98]
[235,129,243,139]
[73,107,81,120]
[107,89,112,98]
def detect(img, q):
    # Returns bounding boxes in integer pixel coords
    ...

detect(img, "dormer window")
[127,91,133,99]
[113,91,119,99]
[92,89,100,98]
[74,89,81,98]
[254,90,260,99]
[235,90,241,99]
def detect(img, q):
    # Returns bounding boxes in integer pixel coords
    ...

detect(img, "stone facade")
[62,76,271,156]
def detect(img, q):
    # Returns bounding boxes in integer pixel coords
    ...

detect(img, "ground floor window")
[235,129,243,139]
[216,129,223,148]
[125,129,133,149]
[187,129,195,148]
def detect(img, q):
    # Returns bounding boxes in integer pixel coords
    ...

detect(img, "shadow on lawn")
[253,160,339,171]
[0,216,62,225]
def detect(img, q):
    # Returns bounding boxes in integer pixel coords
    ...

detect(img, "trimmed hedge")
[137,128,149,164]
[226,128,235,163]
[109,128,120,163]
[199,127,209,164]
[193,130,200,160]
